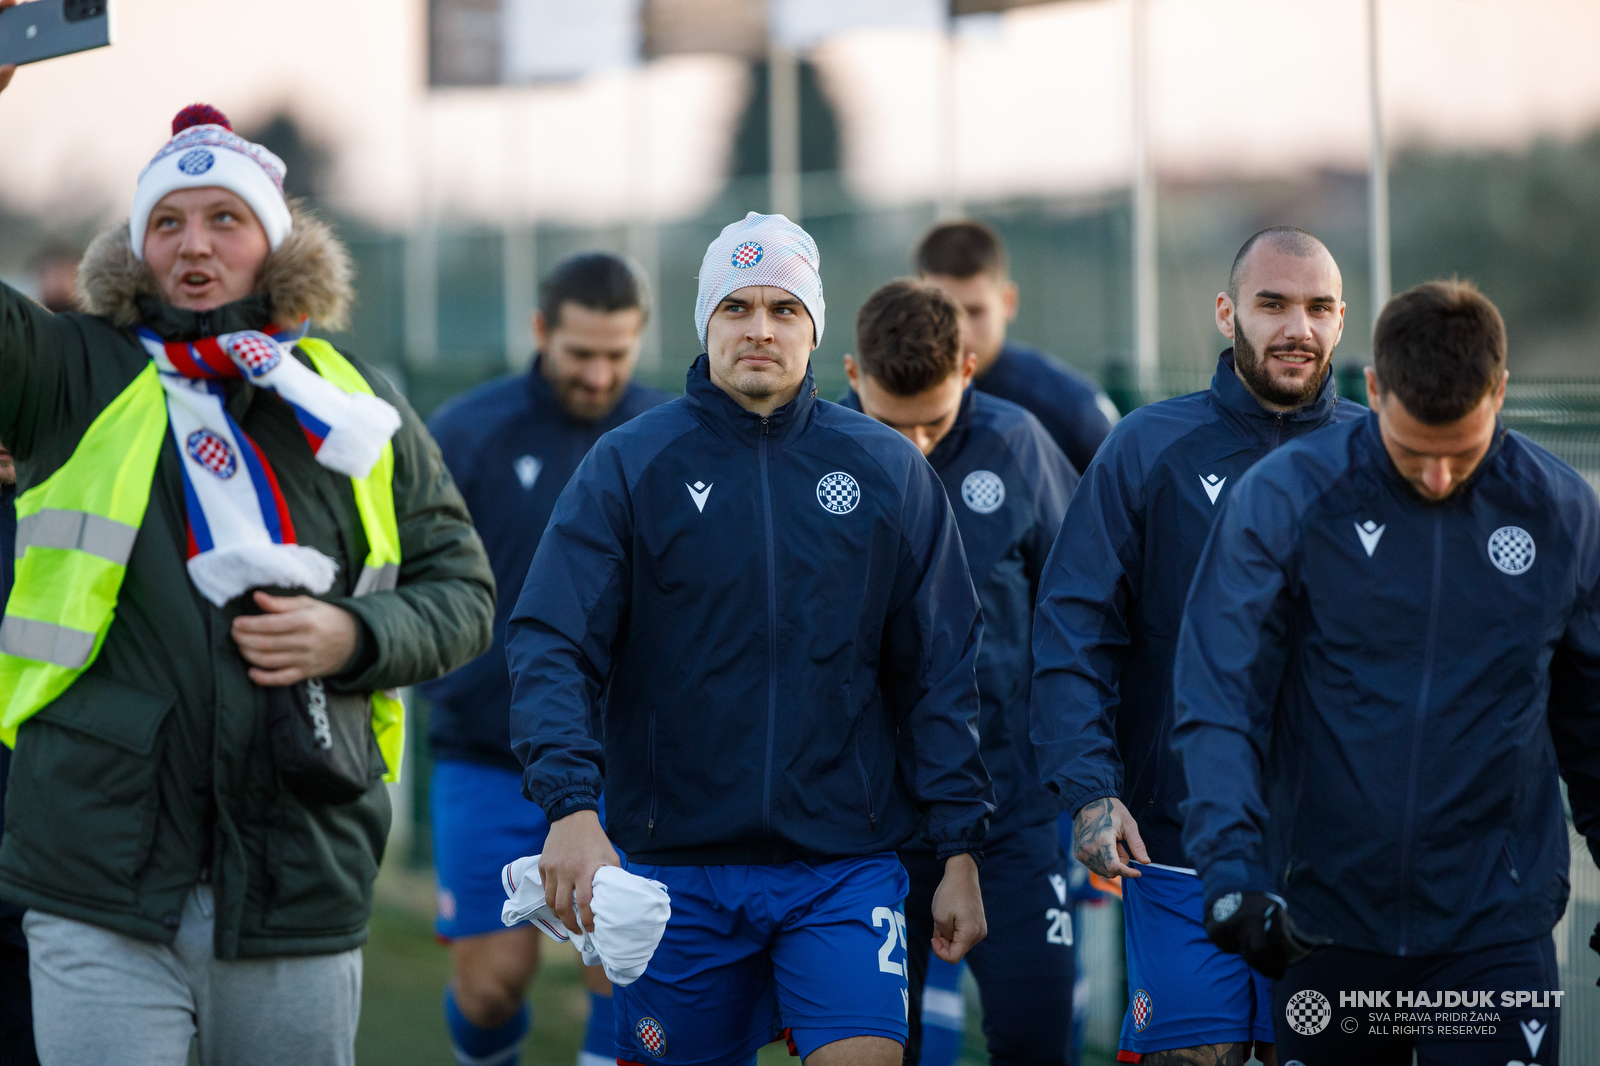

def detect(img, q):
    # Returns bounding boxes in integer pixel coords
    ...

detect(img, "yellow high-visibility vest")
[0,337,405,781]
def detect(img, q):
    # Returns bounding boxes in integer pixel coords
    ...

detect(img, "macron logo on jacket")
[1355,520,1385,557]
[686,481,713,512]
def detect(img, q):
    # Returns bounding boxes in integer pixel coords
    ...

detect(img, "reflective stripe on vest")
[1,341,406,785]
[0,362,167,739]
[296,338,405,783]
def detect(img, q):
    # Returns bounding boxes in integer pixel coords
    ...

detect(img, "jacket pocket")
[262,762,390,935]
[854,727,877,832]
[1,673,174,905]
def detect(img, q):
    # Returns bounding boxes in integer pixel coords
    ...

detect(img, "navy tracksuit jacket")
[1031,352,1360,866]
[1174,412,1600,957]
[507,357,992,865]
[976,340,1116,476]
[420,360,668,771]
[842,387,1079,843]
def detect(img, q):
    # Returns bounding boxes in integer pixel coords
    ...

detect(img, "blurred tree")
[242,112,333,204]
[730,58,842,178]
[1391,132,1600,360]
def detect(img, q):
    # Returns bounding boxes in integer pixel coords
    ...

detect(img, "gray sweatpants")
[24,886,362,1066]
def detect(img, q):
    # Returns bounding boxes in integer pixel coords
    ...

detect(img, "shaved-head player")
[1031,228,1363,1064]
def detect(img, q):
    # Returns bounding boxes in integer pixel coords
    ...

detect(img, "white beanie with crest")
[129,104,293,261]
[695,212,825,349]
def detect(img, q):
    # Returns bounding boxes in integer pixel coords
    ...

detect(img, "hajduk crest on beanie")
[129,104,293,261]
[695,212,825,349]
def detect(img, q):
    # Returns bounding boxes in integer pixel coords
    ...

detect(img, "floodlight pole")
[1367,0,1390,330]
[769,34,802,220]
[502,96,537,372]
[1131,0,1158,394]
[405,101,439,366]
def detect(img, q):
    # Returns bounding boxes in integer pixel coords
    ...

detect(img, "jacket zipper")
[646,707,658,835]
[1396,510,1443,955]
[759,417,778,840]
[1272,411,1285,449]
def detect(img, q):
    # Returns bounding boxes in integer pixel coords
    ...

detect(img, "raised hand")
[0,0,19,95]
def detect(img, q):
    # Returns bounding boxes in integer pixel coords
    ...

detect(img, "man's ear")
[959,351,978,388]
[844,353,859,391]
[1002,280,1019,323]
[1364,366,1381,410]
[532,310,549,353]
[1215,293,1236,340]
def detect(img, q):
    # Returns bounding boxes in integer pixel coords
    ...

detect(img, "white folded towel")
[500,855,671,986]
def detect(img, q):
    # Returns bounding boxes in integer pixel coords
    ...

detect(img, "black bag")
[265,677,376,805]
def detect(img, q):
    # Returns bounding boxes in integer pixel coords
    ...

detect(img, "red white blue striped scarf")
[138,324,400,606]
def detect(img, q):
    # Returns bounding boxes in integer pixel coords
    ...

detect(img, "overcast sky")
[1,0,1596,228]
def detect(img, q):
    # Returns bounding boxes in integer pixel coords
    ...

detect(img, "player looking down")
[916,221,1118,475]
[507,213,992,1065]
[1174,280,1600,1065]
[422,253,668,1066]
[842,280,1079,1065]
[1031,227,1359,1064]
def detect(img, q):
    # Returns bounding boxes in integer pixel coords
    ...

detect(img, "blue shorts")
[1120,863,1274,1055]
[613,853,910,1065]
[431,759,552,940]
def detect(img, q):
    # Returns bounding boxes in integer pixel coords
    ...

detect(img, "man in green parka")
[0,77,495,1066]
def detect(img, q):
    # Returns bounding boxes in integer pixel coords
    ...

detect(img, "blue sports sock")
[444,987,530,1066]
[579,989,617,1065]
[919,957,966,1066]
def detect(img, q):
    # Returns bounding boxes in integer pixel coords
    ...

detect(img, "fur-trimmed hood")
[75,199,353,332]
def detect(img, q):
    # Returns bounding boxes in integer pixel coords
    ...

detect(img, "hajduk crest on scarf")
[138,324,401,607]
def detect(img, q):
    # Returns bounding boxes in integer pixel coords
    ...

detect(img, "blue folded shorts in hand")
[1120,862,1274,1056]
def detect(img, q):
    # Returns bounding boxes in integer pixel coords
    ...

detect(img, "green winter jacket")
[0,211,494,958]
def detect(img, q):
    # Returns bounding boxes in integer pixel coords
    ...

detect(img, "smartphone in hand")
[0,0,112,68]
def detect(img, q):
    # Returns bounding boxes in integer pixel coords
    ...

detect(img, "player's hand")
[231,591,359,686]
[930,852,986,964]
[0,0,20,94]
[1202,889,1328,980]
[1072,796,1150,879]
[539,809,620,937]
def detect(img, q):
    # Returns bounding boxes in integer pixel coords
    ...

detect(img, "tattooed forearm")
[1073,798,1118,876]
[1141,1043,1248,1066]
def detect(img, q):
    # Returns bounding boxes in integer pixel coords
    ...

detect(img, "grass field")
[353,900,1121,1065]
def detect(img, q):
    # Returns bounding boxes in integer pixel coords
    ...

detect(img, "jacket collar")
[1361,406,1510,505]
[684,354,818,446]
[1210,348,1340,436]
[136,294,276,342]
